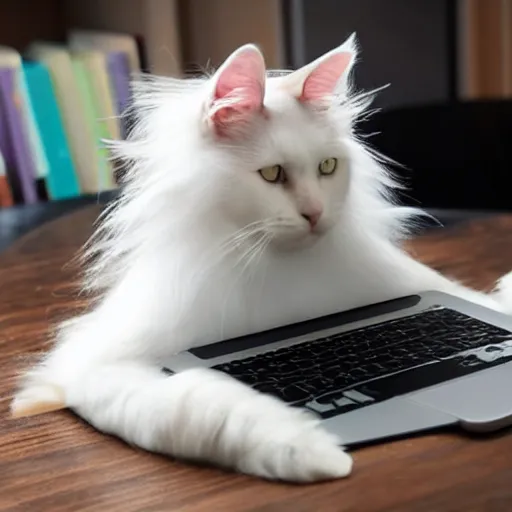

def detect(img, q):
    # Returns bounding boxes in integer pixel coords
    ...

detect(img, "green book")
[71,55,115,192]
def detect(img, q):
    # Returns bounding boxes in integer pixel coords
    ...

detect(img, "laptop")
[162,291,512,446]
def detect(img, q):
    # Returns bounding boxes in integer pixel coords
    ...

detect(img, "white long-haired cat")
[11,35,512,482]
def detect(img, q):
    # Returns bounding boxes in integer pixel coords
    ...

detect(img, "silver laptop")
[162,291,512,446]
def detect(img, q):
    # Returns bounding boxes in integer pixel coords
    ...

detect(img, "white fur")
[11,37,512,482]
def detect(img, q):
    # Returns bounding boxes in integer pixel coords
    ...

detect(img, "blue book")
[23,61,80,199]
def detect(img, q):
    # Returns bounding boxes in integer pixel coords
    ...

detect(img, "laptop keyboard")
[212,307,512,418]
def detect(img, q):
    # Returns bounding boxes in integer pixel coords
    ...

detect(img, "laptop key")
[305,392,360,418]
[304,399,337,415]
[280,384,311,403]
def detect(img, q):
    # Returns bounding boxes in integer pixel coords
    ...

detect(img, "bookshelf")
[0,0,287,80]
[0,0,508,210]
[0,0,286,209]
[0,0,184,75]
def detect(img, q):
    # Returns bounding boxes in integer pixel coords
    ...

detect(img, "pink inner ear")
[300,52,352,102]
[210,48,265,133]
[214,50,264,110]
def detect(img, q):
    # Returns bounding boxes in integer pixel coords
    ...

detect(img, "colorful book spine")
[18,66,49,181]
[71,57,115,191]
[0,149,13,207]
[23,61,80,200]
[0,68,38,203]
[106,51,132,138]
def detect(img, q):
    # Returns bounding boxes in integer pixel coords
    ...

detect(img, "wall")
[0,0,65,50]
[179,0,285,71]
[288,0,452,109]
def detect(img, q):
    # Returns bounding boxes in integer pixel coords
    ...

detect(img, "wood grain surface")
[1,206,512,512]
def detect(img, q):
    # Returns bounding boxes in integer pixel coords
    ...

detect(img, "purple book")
[107,51,132,138]
[0,68,38,204]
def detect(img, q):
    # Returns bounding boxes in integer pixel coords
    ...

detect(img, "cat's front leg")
[146,367,353,482]
[12,348,351,483]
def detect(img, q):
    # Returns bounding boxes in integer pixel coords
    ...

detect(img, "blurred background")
[0,0,511,250]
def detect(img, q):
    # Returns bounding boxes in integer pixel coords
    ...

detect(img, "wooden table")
[1,207,512,512]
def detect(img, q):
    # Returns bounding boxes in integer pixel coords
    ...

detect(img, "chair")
[358,100,512,224]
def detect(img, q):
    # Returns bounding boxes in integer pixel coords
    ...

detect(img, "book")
[23,61,80,200]
[71,49,121,142]
[26,42,103,193]
[71,55,116,191]
[68,29,141,74]
[106,51,132,137]
[68,29,141,138]
[0,149,13,207]
[0,67,38,203]
[66,2,177,75]
[0,47,49,188]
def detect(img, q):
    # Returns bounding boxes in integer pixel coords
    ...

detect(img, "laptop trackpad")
[406,363,512,432]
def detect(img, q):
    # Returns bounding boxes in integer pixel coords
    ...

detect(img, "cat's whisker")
[215,228,265,262]
[216,219,277,256]
[250,232,272,278]
[233,233,266,272]
[225,225,265,246]
[215,218,299,266]
[233,229,270,275]
[204,223,265,265]
[217,231,269,327]
[219,219,267,245]
[239,232,271,281]
[244,241,268,285]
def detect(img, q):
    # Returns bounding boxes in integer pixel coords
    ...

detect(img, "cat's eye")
[259,164,285,183]
[318,158,338,176]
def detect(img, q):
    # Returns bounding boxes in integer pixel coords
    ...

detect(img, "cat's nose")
[301,209,322,228]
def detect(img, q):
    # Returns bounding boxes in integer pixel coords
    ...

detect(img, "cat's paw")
[240,426,352,483]
[232,398,353,482]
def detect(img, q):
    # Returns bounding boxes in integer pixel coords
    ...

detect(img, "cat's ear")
[282,33,357,107]
[206,44,266,136]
